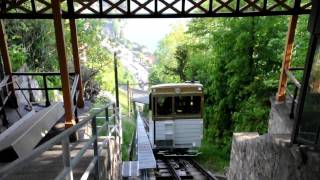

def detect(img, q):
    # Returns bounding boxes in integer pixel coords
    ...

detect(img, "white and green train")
[149,83,204,150]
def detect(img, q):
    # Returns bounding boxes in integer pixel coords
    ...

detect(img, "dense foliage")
[4,19,133,102]
[150,16,309,171]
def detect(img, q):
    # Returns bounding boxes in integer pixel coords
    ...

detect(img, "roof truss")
[0,0,312,19]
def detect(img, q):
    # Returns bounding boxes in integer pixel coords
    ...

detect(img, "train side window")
[152,97,156,115]
[156,97,172,115]
[175,96,201,114]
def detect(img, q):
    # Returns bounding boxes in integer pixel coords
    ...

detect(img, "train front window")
[175,96,201,115]
[156,97,172,115]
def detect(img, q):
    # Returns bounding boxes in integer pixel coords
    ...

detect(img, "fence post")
[105,107,109,135]
[61,137,73,180]
[43,75,50,107]
[73,92,79,123]
[0,95,8,127]
[91,116,100,180]
[290,86,299,119]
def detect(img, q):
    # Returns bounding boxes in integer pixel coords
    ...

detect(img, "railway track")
[138,112,226,180]
[153,154,223,180]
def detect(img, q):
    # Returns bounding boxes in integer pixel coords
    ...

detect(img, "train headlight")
[175,88,181,94]
[198,87,202,91]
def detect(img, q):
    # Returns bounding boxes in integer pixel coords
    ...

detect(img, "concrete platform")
[122,161,139,177]
[137,113,156,169]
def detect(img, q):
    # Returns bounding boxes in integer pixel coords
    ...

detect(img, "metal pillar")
[276,15,299,102]
[69,19,85,108]
[0,20,17,107]
[114,52,119,109]
[52,0,74,128]
[127,80,130,117]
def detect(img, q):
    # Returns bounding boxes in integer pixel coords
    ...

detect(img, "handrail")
[0,76,9,88]
[13,79,33,111]
[71,74,79,99]
[284,68,303,119]
[289,67,304,71]
[12,72,79,107]
[0,91,11,112]
[0,102,118,180]
[12,72,76,76]
[285,69,301,89]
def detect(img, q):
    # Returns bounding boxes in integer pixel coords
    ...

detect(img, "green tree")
[150,16,309,171]
[165,45,188,81]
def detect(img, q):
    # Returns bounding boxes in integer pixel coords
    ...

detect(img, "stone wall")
[227,98,320,180]
[268,97,294,134]
[227,133,320,180]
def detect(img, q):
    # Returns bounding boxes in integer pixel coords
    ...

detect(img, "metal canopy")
[0,0,312,19]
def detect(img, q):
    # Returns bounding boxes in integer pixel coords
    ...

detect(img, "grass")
[119,90,136,161]
[195,141,230,174]
[121,117,135,161]
[92,89,136,161]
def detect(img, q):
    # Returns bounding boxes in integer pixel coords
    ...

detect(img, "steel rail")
[162,156,182,180]
[187,158,219,180]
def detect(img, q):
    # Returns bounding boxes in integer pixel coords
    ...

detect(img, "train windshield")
[175,96,201,115]
[154,95,202,116]
[156,97,173,115]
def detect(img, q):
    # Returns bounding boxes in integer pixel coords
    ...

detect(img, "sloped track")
[154,154,225,180]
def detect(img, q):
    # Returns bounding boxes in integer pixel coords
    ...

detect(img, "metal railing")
[11,71,81,124]
[12,72,76,107]
[0,102,121,180]
[0,76,11,127]
[285,67,303,119]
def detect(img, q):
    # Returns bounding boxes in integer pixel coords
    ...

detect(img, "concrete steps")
[0,140,96,180]
[0,102,64,162]
[0,137,115,180]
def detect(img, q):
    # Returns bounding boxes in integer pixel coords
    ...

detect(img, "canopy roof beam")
[0,0,312,19]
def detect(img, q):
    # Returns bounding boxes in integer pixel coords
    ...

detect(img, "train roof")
[151,83,203,89]
[151,83,203,95]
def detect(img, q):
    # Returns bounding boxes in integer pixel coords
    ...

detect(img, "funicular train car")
[149,82,204,151]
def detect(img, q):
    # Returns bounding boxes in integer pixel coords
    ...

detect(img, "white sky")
[123,18,189,52]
